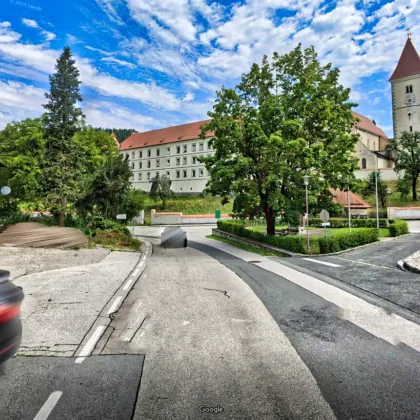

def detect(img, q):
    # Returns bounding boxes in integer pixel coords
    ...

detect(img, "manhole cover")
[248,260,262,263]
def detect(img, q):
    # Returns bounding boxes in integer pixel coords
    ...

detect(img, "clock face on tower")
[404,93,416,106]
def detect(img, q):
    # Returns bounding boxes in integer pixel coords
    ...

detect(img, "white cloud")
[101,56,136,68]
[67,34,82,44]
[94,0,124,25]
[22,18,38,28]
[182,92,195,102]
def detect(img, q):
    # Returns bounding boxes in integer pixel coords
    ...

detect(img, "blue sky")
[1,0,419,137]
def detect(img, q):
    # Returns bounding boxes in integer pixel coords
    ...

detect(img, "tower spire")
[390,35,420,81]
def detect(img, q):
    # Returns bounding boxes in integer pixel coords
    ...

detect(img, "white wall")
[391,74,420,139]
[390,207,420,220]
[355,168,399,181]
[151,210,182,225]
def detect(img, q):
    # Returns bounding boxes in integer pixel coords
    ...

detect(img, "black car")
[0,270,24,363]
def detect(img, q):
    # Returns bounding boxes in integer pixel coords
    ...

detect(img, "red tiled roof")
[120,112,387,150]
[352,111,388,140]
[120,120,212,150]
[390,37,420,81]
[329,188,372,209]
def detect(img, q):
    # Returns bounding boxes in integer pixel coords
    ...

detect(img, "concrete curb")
[212,229,413,258]
[402,250,420,274]
[73,240,152,360]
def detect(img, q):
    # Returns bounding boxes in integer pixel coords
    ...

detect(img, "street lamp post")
[374,156,380,228]
[386,188,392,219]
[303,175,310,254]
[347,177,351,232]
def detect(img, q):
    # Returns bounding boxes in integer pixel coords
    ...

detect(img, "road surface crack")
[204,288,230,298]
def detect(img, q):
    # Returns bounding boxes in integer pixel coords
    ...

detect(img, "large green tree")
[42,46,85,226]
[149,174,174,209]
[201,44,359,234]
[391,131,420,200]
[0,118,46,201]
[361,171,388,207]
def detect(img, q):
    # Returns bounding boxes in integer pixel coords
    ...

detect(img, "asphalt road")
[189,240,420,420]
[0,355,144,420]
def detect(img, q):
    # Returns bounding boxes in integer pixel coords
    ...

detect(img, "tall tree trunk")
[265,206,275,235]
[413,177,418,201]
[58,198,66,227]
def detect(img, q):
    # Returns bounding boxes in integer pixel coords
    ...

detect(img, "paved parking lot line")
[75,325,106,364]
[303,258,341,267]
[33,391,62,420]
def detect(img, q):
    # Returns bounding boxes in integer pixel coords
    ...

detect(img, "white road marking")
[75,325,106,364]
[303,258,341,268]
[33,391,62,420]
[139,331,145,338]
[123,278,134,291]
[135,300,142,312]
[256,260,420,353]
[138,261,144,268]
[131,268,140,277]
[107,296,123,315]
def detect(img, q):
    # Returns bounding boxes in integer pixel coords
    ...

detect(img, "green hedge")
[217,220,307,254]
[318,228,379,253]
[389,219,409,237]
[309,217,389,228]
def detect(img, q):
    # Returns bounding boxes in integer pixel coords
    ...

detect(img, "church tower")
[390,34,420,139]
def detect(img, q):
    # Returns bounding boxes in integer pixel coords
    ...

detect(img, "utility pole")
[375,155,379,228]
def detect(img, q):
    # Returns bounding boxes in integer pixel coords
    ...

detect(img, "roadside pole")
[347,187,351,232]
[375,156,379,228]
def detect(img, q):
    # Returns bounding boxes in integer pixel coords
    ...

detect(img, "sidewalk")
[14,250,141,356]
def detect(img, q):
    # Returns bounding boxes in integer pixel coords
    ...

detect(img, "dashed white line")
[123,278,134,291]
[107,296,123,315]
[75,325,106,364]
[303,258,341,267]
[131,268,140,277]
[33,391,63,420]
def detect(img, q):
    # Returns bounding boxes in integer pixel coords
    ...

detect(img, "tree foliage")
[149,174,174,209]
[361,171,388,207]
[200,44,359,234]
[391,131,420,200]
[42,46,85,226]
[95,128,136,144]
[0,118,46,201]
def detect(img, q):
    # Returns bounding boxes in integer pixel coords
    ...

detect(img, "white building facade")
[120,120,214,196]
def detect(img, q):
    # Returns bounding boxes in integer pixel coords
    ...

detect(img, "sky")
[0,0,419,137]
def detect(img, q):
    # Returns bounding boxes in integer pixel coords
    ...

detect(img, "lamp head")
[303,175,310,186]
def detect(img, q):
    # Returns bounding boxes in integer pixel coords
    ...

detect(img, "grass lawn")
[206,235,288,257]
[247,225,288,233]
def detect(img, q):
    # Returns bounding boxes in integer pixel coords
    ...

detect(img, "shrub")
[217,220,307,253]
[389,219,409,237]
[93,228,140,250]
[309,217,388,228]
[318,228,379,253]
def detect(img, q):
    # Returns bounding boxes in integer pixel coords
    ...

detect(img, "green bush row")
[318,228,379,253]
[309,218,389,228]
[389,219,409,237]
[217,220,307,254]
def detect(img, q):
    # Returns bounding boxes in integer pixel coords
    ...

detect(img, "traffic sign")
[321,222,330,227]
[0,186,11,196]
[320,210,330,223]
[116,214,127,220]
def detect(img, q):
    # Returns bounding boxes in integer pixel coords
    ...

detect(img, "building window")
[147,172,151,180]
[192,143,196,152]
[176,170,180,178]
[156,149,160,157]
[131,152,135,159]
[138,173,142,180]
[166,171,170,177]
[192,169,196,177]
[176,146,181,154]
[406,85,413,94]
[156,172,159,177]
[139,151,142,158]
[176,157,180,166]
[167,158,170,166]
[192,156,197,164]
[147,161,151,168]
[183,145,187,153]
[361,158,367,169]
[131,163,135,169]
[199,142,204,151]
[410,126,413,132]
[139,162,142,169]
[409,113,412,120]
[183,157,187,165]
[167,147,170,155]
[183,170,187,178]
[156,160,160,168]
[207,142,211,150]
[199,169,204,177]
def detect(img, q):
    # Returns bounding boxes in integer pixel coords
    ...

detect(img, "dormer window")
[406,85,413,94]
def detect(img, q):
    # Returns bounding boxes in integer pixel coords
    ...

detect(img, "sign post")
[320,209,330,238]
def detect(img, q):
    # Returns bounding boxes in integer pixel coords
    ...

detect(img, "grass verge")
[207,234,288,257]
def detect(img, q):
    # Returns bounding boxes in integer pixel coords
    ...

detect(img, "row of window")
[134,169,207,181]
[127,141,211,159]
[406,85,414,94]
[130,155,208,170]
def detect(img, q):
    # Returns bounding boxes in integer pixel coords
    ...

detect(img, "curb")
[402,250,420,274]
[73,240,152,360]
[212,229,413,258]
